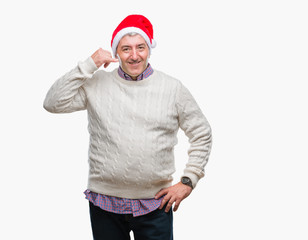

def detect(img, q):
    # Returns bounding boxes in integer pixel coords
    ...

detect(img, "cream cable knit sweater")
[43,57,212,199]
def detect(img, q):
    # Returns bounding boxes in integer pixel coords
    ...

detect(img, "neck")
[119,64,150,81]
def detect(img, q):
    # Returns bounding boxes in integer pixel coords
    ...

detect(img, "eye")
[138,46,145,50]
[122,47,130,52]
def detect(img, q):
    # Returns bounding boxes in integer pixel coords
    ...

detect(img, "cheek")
[117,52,128,60]
[140,52,150,60]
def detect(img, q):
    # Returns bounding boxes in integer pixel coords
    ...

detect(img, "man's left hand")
[155,182,192,212]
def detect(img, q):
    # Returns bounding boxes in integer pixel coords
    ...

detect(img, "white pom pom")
[151,39,157,48]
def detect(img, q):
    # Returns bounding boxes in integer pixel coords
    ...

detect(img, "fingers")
[91,48,118,68]
[159,195,180,212]
[105,56,119,63]
[157,192,174,212]
[155,182,192,213]
[110,58,119,62]
[173,200,181,212]
[155,188,167,200]
[158,194,169,210]
[164,196,176,212]
[103,57,119,68]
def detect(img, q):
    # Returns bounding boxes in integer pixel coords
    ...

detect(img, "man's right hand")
[91,48,118,68]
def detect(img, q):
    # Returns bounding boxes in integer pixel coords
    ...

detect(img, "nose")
[131,48,138,59]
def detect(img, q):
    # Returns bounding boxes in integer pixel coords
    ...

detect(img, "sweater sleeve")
[43,57,98,113]
[175,82,212,189]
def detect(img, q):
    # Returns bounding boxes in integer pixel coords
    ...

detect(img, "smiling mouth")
[128,61,141,65]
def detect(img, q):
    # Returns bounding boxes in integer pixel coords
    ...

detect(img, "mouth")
[128,61,141,66]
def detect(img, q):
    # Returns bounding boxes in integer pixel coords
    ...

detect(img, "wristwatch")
[181,177,193,189]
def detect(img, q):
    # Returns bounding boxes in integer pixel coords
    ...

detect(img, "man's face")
[116,34,150,80]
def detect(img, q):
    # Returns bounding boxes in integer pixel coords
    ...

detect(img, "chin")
[129,72,141,78]
[128,68,142,76]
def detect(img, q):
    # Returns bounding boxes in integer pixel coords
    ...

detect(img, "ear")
[116,54,122,66]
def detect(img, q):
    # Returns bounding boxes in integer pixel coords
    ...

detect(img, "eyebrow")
[137,43,146,47]
[120,43,146,49]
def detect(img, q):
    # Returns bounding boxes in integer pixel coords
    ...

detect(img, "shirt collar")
[118,64,154,81]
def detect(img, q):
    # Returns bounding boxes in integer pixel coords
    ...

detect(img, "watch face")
[182,177,193,188]
[182,178,189,184]
[182,177,190,184]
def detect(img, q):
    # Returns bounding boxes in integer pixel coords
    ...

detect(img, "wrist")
[181,177,193,189]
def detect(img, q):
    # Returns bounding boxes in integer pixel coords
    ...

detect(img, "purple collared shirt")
[84,63,161,217]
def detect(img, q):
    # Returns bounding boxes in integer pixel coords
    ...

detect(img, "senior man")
[44,14,212,240]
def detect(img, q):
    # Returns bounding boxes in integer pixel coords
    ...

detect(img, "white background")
[1,0,307,239]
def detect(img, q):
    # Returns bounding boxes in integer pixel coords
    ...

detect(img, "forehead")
[118,34,147,47]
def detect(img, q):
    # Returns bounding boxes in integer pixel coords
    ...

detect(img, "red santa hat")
[111,14,156,57]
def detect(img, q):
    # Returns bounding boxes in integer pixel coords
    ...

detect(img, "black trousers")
[89,202,173,240]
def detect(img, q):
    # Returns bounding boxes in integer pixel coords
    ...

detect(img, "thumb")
[104,58,119,68]
[155,188,167,199]
[104,62,110,68]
